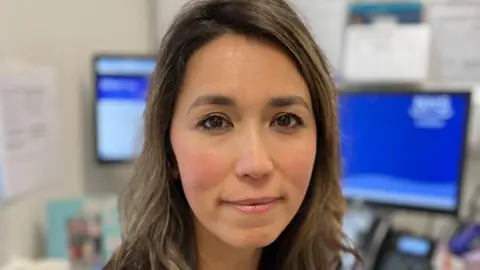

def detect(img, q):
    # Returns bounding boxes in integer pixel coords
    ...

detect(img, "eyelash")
[272,113,305,130]
[197,113,233,132]
[197,113,305,133]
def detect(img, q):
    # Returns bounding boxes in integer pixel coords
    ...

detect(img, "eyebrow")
[188,95,236,113]
[268,96,310,110]
[188,94,310,113]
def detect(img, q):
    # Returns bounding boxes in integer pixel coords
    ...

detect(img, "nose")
[235,129,274,181]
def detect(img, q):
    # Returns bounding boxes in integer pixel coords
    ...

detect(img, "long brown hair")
[105,0,359,269]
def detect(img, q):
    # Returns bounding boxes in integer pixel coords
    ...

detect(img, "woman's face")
[170,34,317,249]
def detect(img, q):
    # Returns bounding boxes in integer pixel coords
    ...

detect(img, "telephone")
[371,231,435,270]
[343,212,436,270]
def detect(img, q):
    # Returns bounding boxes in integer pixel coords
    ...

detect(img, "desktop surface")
[339,91,470,213]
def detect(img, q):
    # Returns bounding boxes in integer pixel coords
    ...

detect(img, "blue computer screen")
[95,56,156,162]
[339,92,469,212]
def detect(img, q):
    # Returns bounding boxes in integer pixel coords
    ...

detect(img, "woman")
[105,0,359,269]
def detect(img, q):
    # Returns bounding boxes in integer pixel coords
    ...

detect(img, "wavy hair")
[105,0,359,269]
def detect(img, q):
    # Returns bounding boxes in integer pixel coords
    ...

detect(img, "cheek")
[174,142,230,202]
[276,137,316,194]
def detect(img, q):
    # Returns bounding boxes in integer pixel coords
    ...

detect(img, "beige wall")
[0,0,151,262]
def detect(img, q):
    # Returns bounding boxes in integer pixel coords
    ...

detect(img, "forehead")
[178,34,310,105]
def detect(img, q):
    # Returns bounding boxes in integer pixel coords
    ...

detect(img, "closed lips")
[228,197,280,205]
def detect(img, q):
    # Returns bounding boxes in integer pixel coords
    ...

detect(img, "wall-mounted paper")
[430,3,480,84]
[0,64,58,203]
[342,2,430,83]
[343,24,431,83]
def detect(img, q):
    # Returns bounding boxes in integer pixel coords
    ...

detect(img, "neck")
[194,219,262,270]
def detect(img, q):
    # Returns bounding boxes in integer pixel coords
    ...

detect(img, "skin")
[170,34,317,270]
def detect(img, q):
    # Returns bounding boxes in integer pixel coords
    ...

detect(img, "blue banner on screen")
[95,56,155,162]
[339,92,469,212]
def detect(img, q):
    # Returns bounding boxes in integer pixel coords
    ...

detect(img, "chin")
[223,227,283,248]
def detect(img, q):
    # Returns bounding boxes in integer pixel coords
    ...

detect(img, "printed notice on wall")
[430,3,480,84]
[0,64,58,203]
[342,2,430,83]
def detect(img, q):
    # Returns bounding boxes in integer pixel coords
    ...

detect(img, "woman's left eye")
[271,113,304,129]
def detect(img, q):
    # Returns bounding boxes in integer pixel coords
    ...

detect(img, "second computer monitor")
[339,90,470,215]
[94,55,156,163]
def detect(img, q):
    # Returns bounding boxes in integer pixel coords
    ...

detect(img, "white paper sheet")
[342,24,431,83]
[430,3,480,84]
[290,0,348,72]
[0,64,58,202]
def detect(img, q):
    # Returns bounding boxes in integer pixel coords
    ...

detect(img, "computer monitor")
[339,90,470,215]
[94,55,156,163]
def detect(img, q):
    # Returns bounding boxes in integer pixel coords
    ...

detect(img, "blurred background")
[0,0,479,269]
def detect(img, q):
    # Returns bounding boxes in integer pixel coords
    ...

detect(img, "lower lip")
[227,200,279,214]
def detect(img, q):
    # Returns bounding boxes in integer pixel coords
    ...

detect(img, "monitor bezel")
[93,53,156,165]
[338,88,471,216]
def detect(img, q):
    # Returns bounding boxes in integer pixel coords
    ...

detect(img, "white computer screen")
[94,56,156,162]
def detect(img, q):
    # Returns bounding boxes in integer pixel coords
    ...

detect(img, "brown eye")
[198,114,233,132]
[272,113,304,129]
[277,115,293,127]
[204,116,225,129]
